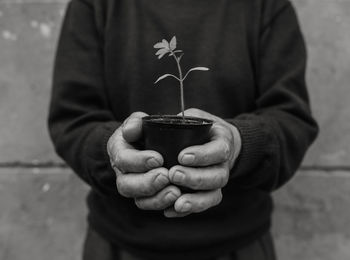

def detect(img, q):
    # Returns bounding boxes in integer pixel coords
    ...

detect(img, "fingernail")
[165,192,177,202]
[156,174,169,186]
[173,171,185,183]
[147,158,160,168]
[181,154,195,165]
[180,202,192,213]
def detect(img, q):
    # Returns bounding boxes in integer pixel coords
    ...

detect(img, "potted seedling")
[142,36,213,168]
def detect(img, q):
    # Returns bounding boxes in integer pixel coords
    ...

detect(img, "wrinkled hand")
[165,108,242,218]
[107,112,181,211]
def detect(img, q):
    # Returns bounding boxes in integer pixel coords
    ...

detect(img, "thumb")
[122,112,148,143]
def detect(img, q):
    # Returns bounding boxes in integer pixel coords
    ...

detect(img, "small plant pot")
[142,115,213,169]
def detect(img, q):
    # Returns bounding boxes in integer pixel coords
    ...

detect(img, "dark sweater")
[48,0,318,259]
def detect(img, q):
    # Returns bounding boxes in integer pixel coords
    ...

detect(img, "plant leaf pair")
[154,36,177,59]
[154,74,180,84]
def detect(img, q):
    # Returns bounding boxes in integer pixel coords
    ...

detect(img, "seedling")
[154,36,209,119]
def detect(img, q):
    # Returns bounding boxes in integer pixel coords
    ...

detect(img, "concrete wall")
[0,0,349,259]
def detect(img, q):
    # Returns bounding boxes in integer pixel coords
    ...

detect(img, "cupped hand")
[107,112,181,210]
[165,108,242,218]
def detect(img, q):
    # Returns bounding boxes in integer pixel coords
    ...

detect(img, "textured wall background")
[0,0,349,259]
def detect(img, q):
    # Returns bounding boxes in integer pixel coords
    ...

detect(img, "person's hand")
[107,112,181,211]
[165,108,242,218]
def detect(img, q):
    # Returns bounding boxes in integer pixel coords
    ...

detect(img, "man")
[48,0,318,259]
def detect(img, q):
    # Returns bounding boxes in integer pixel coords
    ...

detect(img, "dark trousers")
[83,227,276,260]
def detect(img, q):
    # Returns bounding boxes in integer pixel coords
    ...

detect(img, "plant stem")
[171,51,185,119]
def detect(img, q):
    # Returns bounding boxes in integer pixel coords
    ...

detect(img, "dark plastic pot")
[142,115,213,168]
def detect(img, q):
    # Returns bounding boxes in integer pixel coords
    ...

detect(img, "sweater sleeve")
[228,2,319,191]
[48,0,120,197]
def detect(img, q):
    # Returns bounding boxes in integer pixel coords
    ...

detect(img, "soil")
[144,115,212,126]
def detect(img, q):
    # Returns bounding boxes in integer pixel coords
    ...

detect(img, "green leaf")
[183,67,210,81]
[162,39,169,49]
[154,42,166,49]
[154,74,180,84]
[190,67,209,71]
[169,36,177,51]
[156,48,169,56]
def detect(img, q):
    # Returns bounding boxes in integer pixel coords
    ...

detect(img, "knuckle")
[112,152,124,169]
[107,131,119,152]
[109,158,117,169]
[220,141,231,161]
[192,174,204,190]
[226,127,235,144]
[112,164,122,177]
[116,177,130,198]
[114,159,125,172]
[108,152,118,166]
[112,157,121,169]
[218,168,229,187]
[212,123,226,135]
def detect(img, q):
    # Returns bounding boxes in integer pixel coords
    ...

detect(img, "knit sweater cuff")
[82,121,121,196]
[227,117,270,178]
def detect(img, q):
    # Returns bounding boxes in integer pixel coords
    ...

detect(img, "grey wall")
[0,0,349,259]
